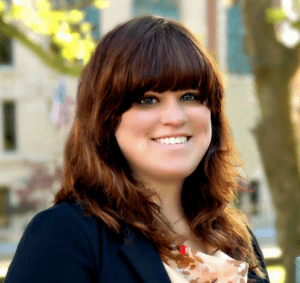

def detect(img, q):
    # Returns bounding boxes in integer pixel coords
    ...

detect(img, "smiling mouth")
[152,136,191,145]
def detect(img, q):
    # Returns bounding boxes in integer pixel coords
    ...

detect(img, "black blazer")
[5,201,270,282]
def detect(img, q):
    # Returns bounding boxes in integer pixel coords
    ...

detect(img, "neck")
[146,179,185,225]
[142,178,195,242]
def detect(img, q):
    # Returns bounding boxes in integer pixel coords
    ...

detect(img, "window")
[133,0,180,20]
[0,187,9,228]
[3,101,16,151]
[84,6,100,39]
[235,179,248,210]
[227,0,252,74]
[249,180,259,215]
[0,32,12,66]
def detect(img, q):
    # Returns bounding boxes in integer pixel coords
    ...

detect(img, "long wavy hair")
[54,16,264,279]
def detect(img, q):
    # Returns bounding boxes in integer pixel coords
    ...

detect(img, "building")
[1,0,292,262]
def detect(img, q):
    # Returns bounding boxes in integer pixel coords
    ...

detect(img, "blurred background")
[1,0,300,282]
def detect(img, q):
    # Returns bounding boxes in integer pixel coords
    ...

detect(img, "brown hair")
[54,16,264,279]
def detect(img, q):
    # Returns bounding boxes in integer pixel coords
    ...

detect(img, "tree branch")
[54,0,95,11]
[292,41,300,67]
[0,20,83,77]
[241,0,285,65]
[242,0,299,78]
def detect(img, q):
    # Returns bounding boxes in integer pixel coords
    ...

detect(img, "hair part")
[54,16,265,280]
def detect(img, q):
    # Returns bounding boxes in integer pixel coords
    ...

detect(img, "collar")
[119,224,172,283]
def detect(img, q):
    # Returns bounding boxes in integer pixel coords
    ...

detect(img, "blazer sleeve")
[248,229,271,283]
[5,204,99,283]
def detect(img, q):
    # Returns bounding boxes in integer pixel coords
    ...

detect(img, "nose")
[160,99,188,126]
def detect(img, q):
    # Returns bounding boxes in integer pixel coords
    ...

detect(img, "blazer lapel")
[119,224,172,283]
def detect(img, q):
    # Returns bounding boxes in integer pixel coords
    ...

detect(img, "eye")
[138,97,158,104]
[181,93,199,101]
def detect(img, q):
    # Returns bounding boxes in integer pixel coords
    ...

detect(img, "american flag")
[51,80,74,132]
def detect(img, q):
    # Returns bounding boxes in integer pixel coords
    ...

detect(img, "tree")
[240,0,300,281]
[11,161,62,213]
[0,0,109,76]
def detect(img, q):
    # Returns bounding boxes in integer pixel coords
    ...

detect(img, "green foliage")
[265,7,287,24]
[94,0,110,9]
[265,4,300,36]
[292,20,300,30]
[0,0,108,67]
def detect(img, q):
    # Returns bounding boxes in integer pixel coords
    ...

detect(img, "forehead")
[144,89,200,96]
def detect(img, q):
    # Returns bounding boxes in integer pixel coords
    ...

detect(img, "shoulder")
[248,228,271,283]
[32,200,93,221]
[23,201,103,245]
[28,201,100,231]
[5,201,104,282]
[22,201,105,259]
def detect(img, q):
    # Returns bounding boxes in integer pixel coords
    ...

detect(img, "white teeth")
[155,136,188,144]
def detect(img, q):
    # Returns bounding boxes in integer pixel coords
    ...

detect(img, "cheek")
[141,127,151,135]
[116,111,154,142]
[192,109,212,132]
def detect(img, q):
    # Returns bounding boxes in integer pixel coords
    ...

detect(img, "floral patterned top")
[161,245,249,283]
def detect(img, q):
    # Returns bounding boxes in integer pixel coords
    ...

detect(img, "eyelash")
[139,97,157,104]
[138,93,200,105]
[181,93,199,102]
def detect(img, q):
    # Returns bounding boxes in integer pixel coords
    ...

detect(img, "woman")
[5,16,270,283]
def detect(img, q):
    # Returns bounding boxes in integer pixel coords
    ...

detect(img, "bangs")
[124,22,222,111]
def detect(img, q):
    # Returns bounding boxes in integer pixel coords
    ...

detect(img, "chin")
[155,166,197,180]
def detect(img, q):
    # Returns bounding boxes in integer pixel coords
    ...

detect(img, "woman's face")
[115,89,212,184]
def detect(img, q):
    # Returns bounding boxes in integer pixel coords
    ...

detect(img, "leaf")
[93,0,110,9]
[80,22,93,33]
[69,9,84,24]
[292,20,300,30]
[0,0,6,13]
[36,0,51,12]
[0,0,105,74]
[265,7,288,24]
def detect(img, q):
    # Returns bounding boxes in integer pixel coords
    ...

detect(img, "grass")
[267,264,285,283]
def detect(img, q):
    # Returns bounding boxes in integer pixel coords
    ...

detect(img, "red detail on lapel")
[180,245,185,255]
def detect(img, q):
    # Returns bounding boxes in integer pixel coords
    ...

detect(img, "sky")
[281,0,300,47]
